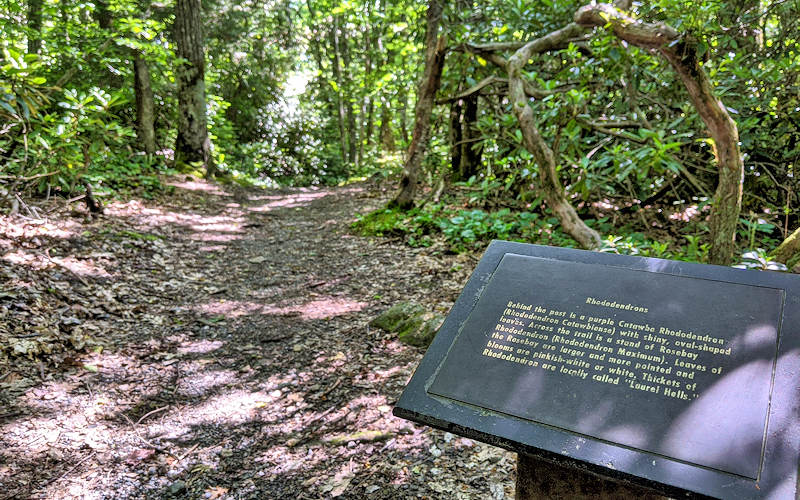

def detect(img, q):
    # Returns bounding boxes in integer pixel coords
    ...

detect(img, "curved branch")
[506,24,601,250]
[576,3,744,264]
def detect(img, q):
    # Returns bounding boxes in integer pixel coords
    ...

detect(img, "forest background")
[2,0,800,268]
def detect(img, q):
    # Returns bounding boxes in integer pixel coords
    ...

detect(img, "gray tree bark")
[27,0,43,54]
[329,16,349,165]
[174,0,214,176]
[134,52,156,155]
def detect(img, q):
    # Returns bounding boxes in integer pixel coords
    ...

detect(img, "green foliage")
[352,205,580,252]
[1,0,798,266]
[85,156,176,199]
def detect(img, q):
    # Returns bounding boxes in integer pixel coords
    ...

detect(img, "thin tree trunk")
[389,0,445,209]
[359,2,375,163]
[329,16,348,165]
[364,98,374,147]
[398,88,409,148]
[380,101,395,151]
[461,93,482,179]
[576,3,744,264]
[174,0,214,175]
[134,52,156,155]
[94,0,113,29]
[304,0,333,117]
[341,26,358,167]
[450,99,464,181]
[27,0,43,55]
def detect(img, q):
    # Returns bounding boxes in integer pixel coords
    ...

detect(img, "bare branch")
[574,5,679,48]
[437,76,504,104]
[509,23,585,69]
[437,76,570,104]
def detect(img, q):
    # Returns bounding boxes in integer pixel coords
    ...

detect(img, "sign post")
[393,241,800,499]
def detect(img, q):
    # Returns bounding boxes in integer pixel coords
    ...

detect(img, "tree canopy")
[1,0,799,266]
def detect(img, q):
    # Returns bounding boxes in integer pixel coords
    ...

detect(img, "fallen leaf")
[204,486,229,499]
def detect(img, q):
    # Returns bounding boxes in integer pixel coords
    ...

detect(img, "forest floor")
[0,177,517,499]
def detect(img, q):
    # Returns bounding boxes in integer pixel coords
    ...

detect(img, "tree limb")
[437,76,570,104]
[507,23,601,249]
[575,2,744,264]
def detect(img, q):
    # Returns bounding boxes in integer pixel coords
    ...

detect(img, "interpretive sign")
[393,241,800,499]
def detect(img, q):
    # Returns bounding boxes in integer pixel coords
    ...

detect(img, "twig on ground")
[135,406,169,425]
[122,412,180,461]
[14,193,36,219]
[321,377,343,397]
[177,443,200,462]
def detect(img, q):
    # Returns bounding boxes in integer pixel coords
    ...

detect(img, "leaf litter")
[0,177,515,499]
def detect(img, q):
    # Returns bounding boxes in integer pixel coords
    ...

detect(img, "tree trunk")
[389,0,445,209]
[360,4,375,162]
[398,88,410,148]
[662,43,743,265]
[364,98,374,147]
[450,99,464,181]
[329,16,349,165]
[380,101,395,151]
[94,0,113,29]
[507,23,601,249]
[461,93,482,180]
[340,25,358,167]
[575,3,744,264]
[27,0,43,55]
[173,0,214,176]
[134,52,156,155]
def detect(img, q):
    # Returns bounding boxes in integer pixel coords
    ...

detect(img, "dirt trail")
[0,179,515,499]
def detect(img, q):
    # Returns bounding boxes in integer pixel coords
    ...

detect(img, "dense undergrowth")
[352,177,788,271]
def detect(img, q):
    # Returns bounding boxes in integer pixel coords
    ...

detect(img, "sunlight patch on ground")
[2,250,111,278]
[4,388,119,462]
[247,192,331,212]
[199,245,228,252]
[0,218,81,251]
[106,201,246,241]
[166,179,229,196]
[194,297,367,320]
[174,368,240,398]
[246,186,365,213]
[155,390,277,440]
[264,298,368,320]
[177,339,225,355]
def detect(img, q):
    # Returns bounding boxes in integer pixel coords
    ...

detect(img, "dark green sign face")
[429,254,782,479]
[394,242,800,499]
